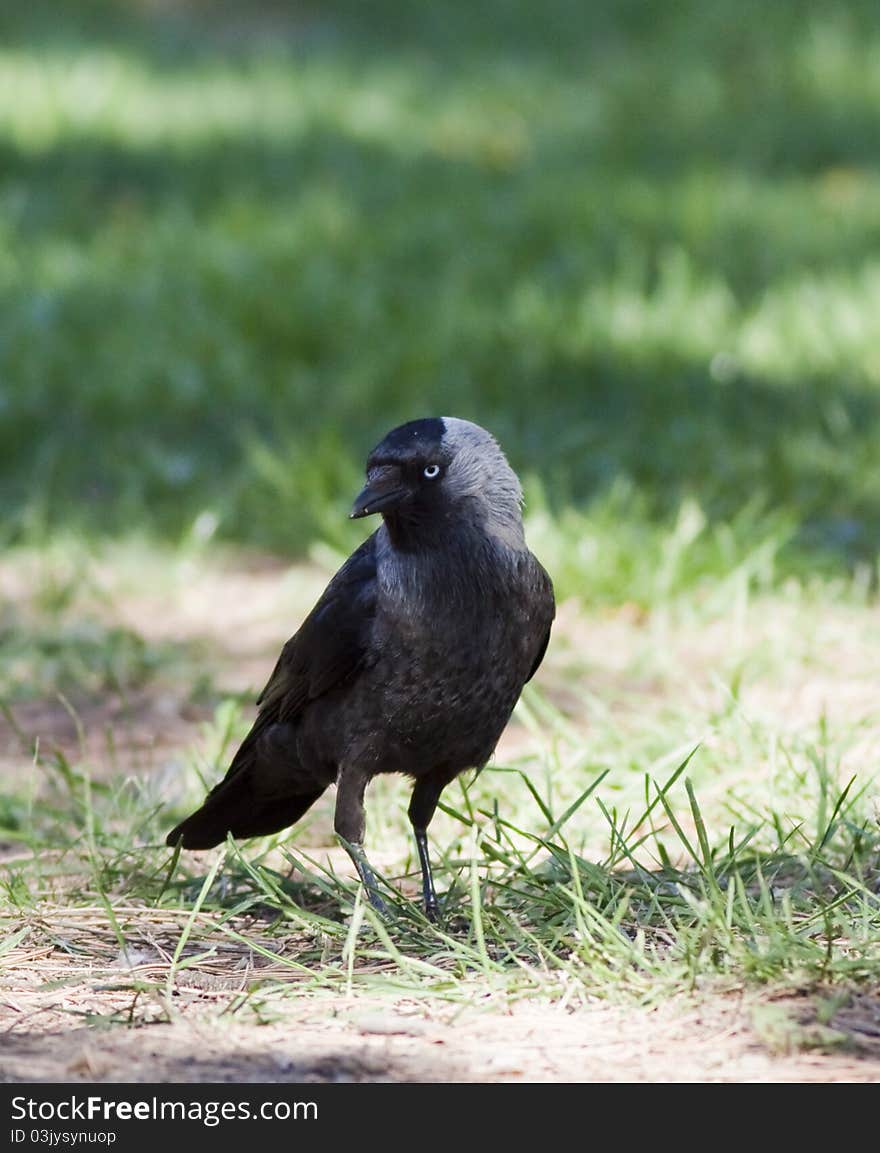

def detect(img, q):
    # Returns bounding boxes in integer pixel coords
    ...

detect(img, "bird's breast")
[337,598,534,773]
[301,542,550,777]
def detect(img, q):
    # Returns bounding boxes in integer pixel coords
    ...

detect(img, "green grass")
[1,539,877,1048]
[2,0,880,1063]
[2,0,880,597]
[3,682,878,1009]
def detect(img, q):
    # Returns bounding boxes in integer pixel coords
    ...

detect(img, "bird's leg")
[341,839,387,915]
[335,765,387,914]
[413,826,439,922]
[408,774,452,922]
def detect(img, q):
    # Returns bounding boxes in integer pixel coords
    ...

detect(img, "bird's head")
[350,417,525,547]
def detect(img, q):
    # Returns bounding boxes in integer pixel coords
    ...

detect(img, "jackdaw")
[166,417,555,918]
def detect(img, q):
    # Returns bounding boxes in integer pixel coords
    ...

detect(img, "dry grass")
[2,545,880,1082]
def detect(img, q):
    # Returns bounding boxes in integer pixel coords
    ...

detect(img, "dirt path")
[2,990,880,1083]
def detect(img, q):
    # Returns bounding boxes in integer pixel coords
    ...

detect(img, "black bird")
[166,417,555,918]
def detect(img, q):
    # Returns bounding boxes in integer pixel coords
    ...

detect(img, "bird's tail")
[165,781,324,850]
[166,722,326,850]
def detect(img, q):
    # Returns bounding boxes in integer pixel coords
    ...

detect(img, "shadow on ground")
[2,1,880,570]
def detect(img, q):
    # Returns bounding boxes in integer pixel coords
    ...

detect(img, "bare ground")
[3,981,880,1083]
[2,549,880,1083]
[3,894,880,1082]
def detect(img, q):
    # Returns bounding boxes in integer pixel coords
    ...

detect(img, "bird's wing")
[525,558,555,683]
[255,533,378,721]
[165,534,379,850]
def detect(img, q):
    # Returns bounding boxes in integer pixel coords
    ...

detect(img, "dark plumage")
[167,417,555,917]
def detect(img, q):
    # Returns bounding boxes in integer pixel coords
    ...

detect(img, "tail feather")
[166,780,324,849]
[166,720,326,850]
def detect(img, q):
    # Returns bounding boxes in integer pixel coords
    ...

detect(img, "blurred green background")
[3,0,880,600]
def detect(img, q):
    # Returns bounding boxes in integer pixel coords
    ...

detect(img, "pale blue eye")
[423,464,441,479]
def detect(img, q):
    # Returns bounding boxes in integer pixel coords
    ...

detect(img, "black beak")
[350,465,408,519]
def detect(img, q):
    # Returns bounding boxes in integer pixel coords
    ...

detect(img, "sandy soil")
[3,985,880,1083]
[3,552,880,1084]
